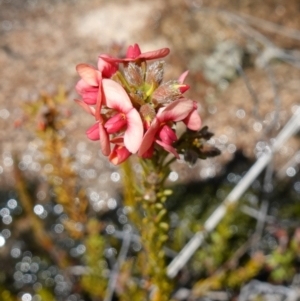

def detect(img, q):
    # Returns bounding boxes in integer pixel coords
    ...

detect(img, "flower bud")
[126,43,141,59]
[109,145,131,165]
[145,61,164,87]
[104,113,127,134]
[124,62,144,86]
[140,104,156,129]
[152,80,186,106]
[158,125,177,145]
[86,123,100,141]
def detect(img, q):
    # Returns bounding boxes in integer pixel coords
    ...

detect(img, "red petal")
[126,44,141,59]
[95,75,103,121]
[99,47,170,63]
[138,118,160,156]
[105,113,127,134]
[158,125,177,144]
[98,55,126,64]
[97,56,118,78]
[156,140,179,158]
[139,48,170,60]
[109,145,131,165]
[86,123,100,140]
[99,123,110,156]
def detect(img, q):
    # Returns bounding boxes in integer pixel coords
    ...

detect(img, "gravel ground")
[0,0,299,189]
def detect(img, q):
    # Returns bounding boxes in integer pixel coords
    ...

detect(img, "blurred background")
[0,0,300,300]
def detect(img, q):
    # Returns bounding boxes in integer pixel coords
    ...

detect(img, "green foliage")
[0,288,17,301]
[267,248,295,282]
[80,219,107,299]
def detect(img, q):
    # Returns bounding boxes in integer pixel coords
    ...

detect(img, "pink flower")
[109,145,131,165]
[97,55,118,78]
[82,79,144,156]
[99,43,170,63]
[151,71,190,106]
[75,57,117,105]
[102,79,144,154]
[75,64,102,105]
[86,122,100,140]
[138,99,201,157]
[108,137,131,165]
[74,64,110,156]
[178,70,190,93]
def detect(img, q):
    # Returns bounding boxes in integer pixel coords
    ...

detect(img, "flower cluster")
[75,43,201,165]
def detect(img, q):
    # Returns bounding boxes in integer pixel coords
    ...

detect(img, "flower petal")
[99,46,170,63]
[159,125,177,145]
[76,64,99,86]
[158,99,194,122]
[86,123,100,141]
[76,79,100,105]
[97,56,118,78]
[124,108,144,154]
[139,48,170,60]
[95,78,103,121]
[109,145,131,165]
[178,70,189,84]
[99,123,110,156]
[74,99,96,116]
[102,79,132,113]
[126,44,141,59]
[76,79,97,94]
[184,108,202,131]
[105,113,127,134]
[156,140,180,158]
[138,118,160,156]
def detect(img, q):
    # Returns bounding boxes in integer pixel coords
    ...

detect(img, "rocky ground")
[1,0,299,189]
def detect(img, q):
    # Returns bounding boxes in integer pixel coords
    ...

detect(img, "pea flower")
[138,99,201,158]
[75,43,206,165]
[102,79,143,154]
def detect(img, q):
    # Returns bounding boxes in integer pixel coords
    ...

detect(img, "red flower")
[138,99,201,158]
[75,64,102,105]
[82,79,143,157]
[75,57,117,105]
[97,55,118,78]
[108,137,131,165]
[99,43,170,64]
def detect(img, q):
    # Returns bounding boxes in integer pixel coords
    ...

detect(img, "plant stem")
[139,158,173,301]
[122,157,174,301]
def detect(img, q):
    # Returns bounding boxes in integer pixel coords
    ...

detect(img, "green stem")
[139,158,173,301]
[121,157,174,301]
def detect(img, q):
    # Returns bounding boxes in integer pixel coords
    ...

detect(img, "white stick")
[167,107,300,278]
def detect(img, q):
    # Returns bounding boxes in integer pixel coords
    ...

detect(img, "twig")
[277,150,300,179]
[104,230,132,301]
[235,11,300,42]
[167,107,300,278]
[264,63,281,134]
[235,63,262,121]
[252,161,274,248]
[221,11,300,68]
[238,280,300,301]
[240,205,275,224]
